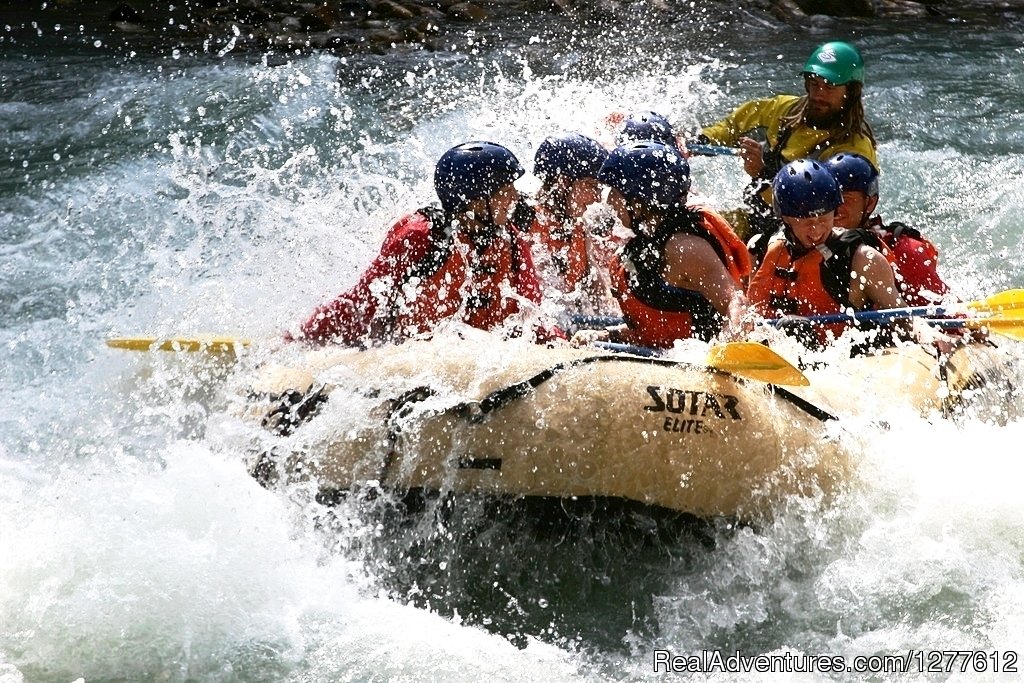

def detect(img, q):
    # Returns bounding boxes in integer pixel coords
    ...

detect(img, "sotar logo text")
[818,48,837,63]
[644,386,742,420]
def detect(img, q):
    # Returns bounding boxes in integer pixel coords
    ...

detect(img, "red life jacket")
[300,208,541,345]
[612,206,751,347]
[867,216,948,306]
[748,229,875,345]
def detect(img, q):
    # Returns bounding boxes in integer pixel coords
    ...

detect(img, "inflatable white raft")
[226,334,1016,519]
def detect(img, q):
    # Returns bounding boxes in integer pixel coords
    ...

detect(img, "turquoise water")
[3,15,1024,682]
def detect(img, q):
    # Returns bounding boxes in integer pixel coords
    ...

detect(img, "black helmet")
[434,141,525,213]
[597,141,691,210]
[823,153,879,197]
[617,111,677,149]
[533,133,608,184]
[772,159,843,218]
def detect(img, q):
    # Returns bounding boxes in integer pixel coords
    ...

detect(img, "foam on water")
[0,443,595,682]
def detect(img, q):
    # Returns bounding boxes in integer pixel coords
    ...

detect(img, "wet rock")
[371,0,418,19]
[768,0,806,20]
[414,4,448,20]
[299,10,332,30]
[446,2,488,21]
[263,0,305,11]
[876,0,931,16]
[303,30,349,49]
[108,3,140,22]
[423,35,447,51]
[302,2,342,30]
[204,0,274,27]
[806,12,839,26]
[279,15,303,32]
[403,24,426,41]
[527,0,576,12]
[108,2,146,31]
[413,16,442,33]
[365,26,407,43]
[29,0,1024,62]
[794,0,875,15]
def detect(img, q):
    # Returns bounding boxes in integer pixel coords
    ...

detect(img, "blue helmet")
[533,133,609,184]
[597,141,691,210]
[823,153,879,197]
[434,141,525,213]
[772,159,843,219]
[617,111,678,149]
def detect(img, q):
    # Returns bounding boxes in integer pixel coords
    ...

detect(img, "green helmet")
[802,41,864,85]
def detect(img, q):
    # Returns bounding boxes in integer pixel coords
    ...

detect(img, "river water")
[3,10,1024,682]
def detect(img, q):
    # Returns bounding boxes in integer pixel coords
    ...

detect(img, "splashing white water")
[4,25,1024,683]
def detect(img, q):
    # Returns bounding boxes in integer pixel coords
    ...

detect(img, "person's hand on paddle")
[570,328,611,347]
[737,137,765,178]
[942,308,991,344]
[571,323,631,347]
[773,315,819,348]
[533,324,568,345]
[722,290,756,341]
[910,317,961,356]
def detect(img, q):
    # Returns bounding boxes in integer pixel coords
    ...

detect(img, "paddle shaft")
[929,317,1024,340]
[593,341,660,357]
[686,143,741,157]
[569,314,626,329]
[769,307,957,326]
[766,289,1024,326]
[106,336,251,353]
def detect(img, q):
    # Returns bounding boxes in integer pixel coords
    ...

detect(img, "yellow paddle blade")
[984,307,1024,320]
[970,289,1024,314]
[965,316,1024,341]
[706,342,809,386]
[106,335,251,354]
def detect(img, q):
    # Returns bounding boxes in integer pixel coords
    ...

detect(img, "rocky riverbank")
[5,0,1024,58]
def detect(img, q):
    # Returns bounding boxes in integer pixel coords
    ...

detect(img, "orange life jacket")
[748,229,876,345]
[613,206,750,347]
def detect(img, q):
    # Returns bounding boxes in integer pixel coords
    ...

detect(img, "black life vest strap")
[411,205,528,313]
[757,101,840,182]
[758,125,796,181]
[886,220,922,242]
[410,205,455,281]
[622,207,722,338]
[816,229,872,308]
